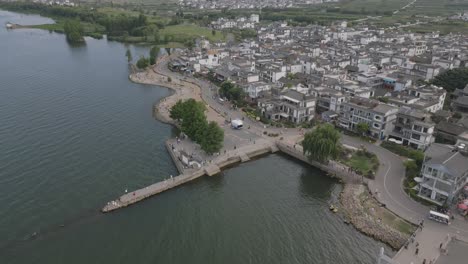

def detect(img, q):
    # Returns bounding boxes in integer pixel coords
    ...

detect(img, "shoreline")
[128,68,186,125]
[128,58,415,253]
[340,184,415,250]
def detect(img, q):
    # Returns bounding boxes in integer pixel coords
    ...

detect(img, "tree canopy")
[149,46,160,65]
[356,122,370,136]
[219,81,245,102]
[64,20,84,43]
[136,56,149,69]
[200,121,224,154]
[431,68,468,93]
[125,48,132,63]
[170,99,224,154]
[302,124,341,163]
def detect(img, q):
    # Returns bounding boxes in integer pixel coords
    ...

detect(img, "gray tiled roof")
[436,121,468,136]
[425,143,468,178]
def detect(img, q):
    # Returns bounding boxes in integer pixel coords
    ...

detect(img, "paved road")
[341,134,468,238]
[154,55,468,241]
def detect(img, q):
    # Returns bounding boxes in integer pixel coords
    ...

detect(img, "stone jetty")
[102,139,366,213]
[102,141,278,212]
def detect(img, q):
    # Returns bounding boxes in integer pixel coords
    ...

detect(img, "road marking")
[382,157,420,222]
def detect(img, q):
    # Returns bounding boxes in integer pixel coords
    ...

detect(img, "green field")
[161,24,226,42]
[338,0,412,13]
[342,150,379,179]
[405,0,468,16]
[406,20,468,35]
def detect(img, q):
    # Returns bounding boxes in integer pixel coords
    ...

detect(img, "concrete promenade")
[102,139,366,212]
[276,141,362,183]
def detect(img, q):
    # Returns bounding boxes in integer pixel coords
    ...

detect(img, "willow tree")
[302,124,341,163]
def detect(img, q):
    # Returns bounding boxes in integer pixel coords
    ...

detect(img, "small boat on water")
[6,22,13,29]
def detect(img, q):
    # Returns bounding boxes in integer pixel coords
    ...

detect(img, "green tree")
[169,99,223,154]
[431,68,468,93]
[356,122,370,136]
[302,124,341,163]
[63,20,84,43]
[136,56,149,69]
[125,48,132,63]
[185,38,195,50]
[378,97,389,103]
[200,121,224,154]
[220,81,245,102]
[153,31,160,44]
[149,46,159,65]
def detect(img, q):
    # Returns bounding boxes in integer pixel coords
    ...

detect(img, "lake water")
[0,10,391,264]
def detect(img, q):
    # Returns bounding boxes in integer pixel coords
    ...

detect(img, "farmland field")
[161,24,226,42]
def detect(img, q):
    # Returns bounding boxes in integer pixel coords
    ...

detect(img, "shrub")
[381,141,424,166]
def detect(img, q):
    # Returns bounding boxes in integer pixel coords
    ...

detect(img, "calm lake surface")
[0,10,391,264]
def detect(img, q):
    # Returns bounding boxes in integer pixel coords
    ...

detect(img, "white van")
[231,119,243,129]
[428,210,450,225]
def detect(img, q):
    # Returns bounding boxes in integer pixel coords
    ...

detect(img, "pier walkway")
[102,140,278,212]
[102,138,365,213]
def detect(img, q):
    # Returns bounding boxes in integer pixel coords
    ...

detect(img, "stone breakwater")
[341,184,410,250]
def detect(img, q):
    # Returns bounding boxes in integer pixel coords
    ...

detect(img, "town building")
[338,97,398,140]
[258,90,316,124]
[388,107,435,150]
[419,143,468,205]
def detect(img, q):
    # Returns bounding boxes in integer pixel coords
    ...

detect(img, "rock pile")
[341,184,410,249]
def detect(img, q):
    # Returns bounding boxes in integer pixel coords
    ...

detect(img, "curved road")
[154,55,468,238]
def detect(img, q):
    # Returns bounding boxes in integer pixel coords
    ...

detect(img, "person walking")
[415,247,419,255]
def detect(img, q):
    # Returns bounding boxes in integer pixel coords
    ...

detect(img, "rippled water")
[0,10,391,264]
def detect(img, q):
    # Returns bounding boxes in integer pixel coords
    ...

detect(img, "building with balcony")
[418,143,468,205]
[388,107,435,150]
[258,90,316,124]
[338,97,398,139]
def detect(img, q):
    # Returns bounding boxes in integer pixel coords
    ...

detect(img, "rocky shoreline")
[340,184,413,250]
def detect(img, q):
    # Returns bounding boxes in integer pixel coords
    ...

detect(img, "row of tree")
[0,2,152,38]
[170,99,224,154]
[134,46,160,69]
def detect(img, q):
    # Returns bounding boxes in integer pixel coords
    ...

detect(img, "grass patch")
[161,24,225,42]
[338,0,412,13]
[342,149,379,179]
[405,20,468,35]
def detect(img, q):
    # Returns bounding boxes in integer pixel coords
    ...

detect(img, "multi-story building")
[419,143,468,205]
[311,86,346,114]
[258,90,316,124]
[338,97,398,139]
[388,107,435,150]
